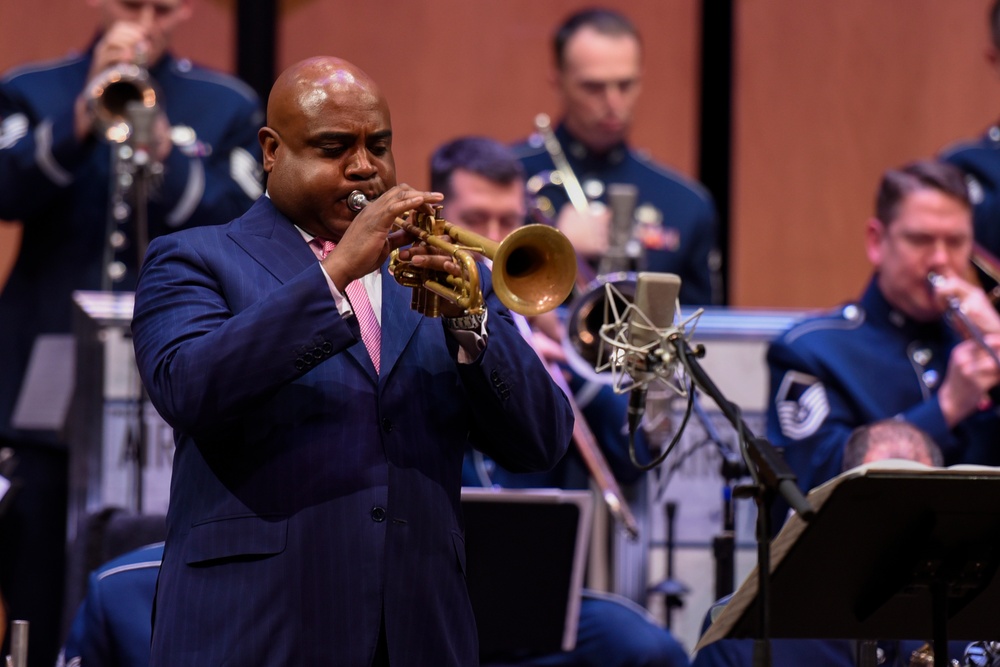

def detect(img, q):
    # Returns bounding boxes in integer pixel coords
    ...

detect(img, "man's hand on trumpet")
[322,184,443,294]
[928,272,1000,424]
[928,272,1000,337]
[937,334,1000,425]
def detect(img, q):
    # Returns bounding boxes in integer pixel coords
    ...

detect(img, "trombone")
[346,191,577,317]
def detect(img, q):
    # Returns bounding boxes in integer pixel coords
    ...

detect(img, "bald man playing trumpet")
[131,56,573,667]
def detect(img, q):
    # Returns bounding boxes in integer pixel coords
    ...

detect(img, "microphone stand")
[120,101,161,512]
[666,335,814,667]
[691,392,746,600]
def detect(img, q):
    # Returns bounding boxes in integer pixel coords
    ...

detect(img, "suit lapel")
[228,199,423,384]
[228,198,315,283]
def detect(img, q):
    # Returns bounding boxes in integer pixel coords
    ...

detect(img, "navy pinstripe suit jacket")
[131,196,573,666]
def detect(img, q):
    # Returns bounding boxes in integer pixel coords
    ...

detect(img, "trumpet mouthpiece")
[347,190,370,212]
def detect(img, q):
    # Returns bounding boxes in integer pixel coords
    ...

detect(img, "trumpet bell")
[563,272,637,383]
[491,224,578,316]
[85,63,158,143]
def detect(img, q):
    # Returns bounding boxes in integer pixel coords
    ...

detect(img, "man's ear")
[258,127,278,173]
[865,217,886,267]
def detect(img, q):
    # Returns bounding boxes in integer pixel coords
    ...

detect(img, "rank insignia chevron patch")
[775,371,830,440]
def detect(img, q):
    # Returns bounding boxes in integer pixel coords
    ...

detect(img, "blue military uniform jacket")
[941,123,1000,260]
[766,277,1000,494]
[0,45,263,446]
[513,122,719,306]
[58,543,163,667]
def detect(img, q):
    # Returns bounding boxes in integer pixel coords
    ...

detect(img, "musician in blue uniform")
[940,0,1000,262]
[0,1,262,663]
[513,8,719,306]
[57,543,163,667]
[766,160,1000,501]
[433,136,690,667]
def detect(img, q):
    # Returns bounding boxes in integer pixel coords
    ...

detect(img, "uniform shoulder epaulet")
[782,302,865,345]
[629,148,714,205]
[169,58,259,104]
[1,51,85,85]
[940,124,1000,159]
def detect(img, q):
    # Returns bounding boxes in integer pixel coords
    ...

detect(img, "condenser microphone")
[626,272,682,433]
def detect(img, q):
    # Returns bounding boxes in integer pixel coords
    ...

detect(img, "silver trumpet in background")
[928,271,1000,371]
[84,62,158,144]
[85,51,165,287]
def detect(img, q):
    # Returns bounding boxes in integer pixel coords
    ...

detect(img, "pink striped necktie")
[315,238,381,373]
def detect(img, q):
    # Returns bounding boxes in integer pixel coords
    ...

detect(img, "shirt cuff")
[318,263,352,316]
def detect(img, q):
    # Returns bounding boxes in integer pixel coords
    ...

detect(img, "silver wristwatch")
[442,311,486,331]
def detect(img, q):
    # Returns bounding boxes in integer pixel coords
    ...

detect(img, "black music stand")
[461,488,593,660]
[697,463,1000,667]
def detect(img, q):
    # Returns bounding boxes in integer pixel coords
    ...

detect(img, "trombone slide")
[542,357,640,539]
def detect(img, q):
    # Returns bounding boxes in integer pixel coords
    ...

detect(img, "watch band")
[443,311,486,331]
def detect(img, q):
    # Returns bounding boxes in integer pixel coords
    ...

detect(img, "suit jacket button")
[370,506,386,522]
[381,418,393,433]
[295,359,305,370]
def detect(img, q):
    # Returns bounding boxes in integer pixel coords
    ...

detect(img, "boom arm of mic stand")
[669,335,814,519]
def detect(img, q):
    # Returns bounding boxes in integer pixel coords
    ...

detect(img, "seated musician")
[766,160,1000,505]
[432,135,690,667]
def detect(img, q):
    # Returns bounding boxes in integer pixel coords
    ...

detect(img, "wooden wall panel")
[0,1,701,293]
[5,2,1000,309]
[731,0,1000,307]
[0,1,235,81]
[277,0,703,191]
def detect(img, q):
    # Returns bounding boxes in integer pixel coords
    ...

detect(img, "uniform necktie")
[315,238,381,373]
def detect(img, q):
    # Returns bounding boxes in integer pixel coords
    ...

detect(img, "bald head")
[842,419,943,471]
[266,57,385,131]
[259,56,396,240]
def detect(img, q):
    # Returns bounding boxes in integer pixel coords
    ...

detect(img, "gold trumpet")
[346,191,577,317]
